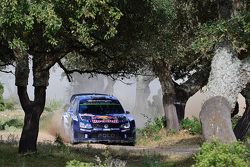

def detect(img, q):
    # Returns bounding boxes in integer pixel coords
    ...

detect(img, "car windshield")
[79,102,124,115]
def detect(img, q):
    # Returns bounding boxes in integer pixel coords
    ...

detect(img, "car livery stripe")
[92,119,119,123]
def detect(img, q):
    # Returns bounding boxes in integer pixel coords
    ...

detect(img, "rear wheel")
[69,124,77,144]
[60,118,66,136]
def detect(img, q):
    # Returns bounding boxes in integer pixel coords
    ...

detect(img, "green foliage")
[0,118,23,130]
[193,141,249,167]
[192,11,250,55]
[66,149,126,167]
[181,117,201,135]
[137,117,165,140]
[66,160,94,167]
[0,0,122,48]
[142,155,167,167]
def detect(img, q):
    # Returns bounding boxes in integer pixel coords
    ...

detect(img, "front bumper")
[73,128,136,144]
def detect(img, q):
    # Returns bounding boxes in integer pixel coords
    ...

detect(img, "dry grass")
[136,129,203,148]
[0,110,24,121]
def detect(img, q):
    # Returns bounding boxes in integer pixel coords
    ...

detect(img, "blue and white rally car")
[61,93,136,145]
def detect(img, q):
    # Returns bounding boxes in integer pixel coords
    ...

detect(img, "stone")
[200,96,236,143]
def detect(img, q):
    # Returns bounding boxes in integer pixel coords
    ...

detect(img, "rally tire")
[69,124,77,144]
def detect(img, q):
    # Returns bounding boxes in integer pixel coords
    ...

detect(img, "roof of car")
[70,93,118,102]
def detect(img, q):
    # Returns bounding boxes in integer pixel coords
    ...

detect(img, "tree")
[192,0,250,142]
[64,0,213,131]
[135,0,212,131]
[0,0,122,153]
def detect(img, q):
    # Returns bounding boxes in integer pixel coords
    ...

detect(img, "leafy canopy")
[0,0,122,55]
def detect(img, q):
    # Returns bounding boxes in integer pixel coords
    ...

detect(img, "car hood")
[79,113,129,123]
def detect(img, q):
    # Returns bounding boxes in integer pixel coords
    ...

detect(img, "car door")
[63,99,76,130]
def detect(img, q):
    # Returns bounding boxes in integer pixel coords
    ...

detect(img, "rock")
[200,96,236,143]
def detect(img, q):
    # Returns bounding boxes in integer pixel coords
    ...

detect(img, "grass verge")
[0,142,195,167]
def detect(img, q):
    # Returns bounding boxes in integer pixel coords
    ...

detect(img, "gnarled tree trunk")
[204,45,250,108]
[16,54,49,153]
[158,65,179,131]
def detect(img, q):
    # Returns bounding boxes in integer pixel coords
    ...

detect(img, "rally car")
[61,93,136,145]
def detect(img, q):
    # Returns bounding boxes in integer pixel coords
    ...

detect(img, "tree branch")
[57,60,73,82]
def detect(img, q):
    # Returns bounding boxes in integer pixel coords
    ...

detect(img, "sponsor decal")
[92,116,119,123]
[79,114,94,117]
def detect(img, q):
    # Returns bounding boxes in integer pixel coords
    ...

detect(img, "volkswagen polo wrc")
[61,93,136,145]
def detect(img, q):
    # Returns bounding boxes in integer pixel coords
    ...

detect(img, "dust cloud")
[45,111,70,143]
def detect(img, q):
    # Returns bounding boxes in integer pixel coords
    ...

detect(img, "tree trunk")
[16,54,49,154]
[173,81,189,122]
[204,44,250,107]
[18,86,46,153]
[162,93,179,131]
[234,99,250,140]
[174,102,185,122]
[234,83,250,140]
[158,66,180,131]
[133,75,154,128]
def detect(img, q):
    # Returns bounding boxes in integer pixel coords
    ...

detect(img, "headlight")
[79,122,92,129]
[121,122,130,129]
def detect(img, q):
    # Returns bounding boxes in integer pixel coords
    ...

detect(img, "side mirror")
[126,111,130,114]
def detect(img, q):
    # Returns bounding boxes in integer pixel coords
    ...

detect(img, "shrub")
[193,141,249,167]
[66,149,126,167]
[4,101,15,110]
[137,117,165,139]
[0,121,4,130]
[44,100,62,112]
[0,103,5,112]
[1,119,23,130]
[181,117,201,135]
[66,160,94,167]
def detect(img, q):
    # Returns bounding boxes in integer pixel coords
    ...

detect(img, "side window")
[72,100,79,115]
[68,99,75,113]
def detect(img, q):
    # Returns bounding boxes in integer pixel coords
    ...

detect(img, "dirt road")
[0,130,200,159]
[0,111,200,158]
